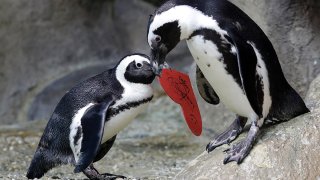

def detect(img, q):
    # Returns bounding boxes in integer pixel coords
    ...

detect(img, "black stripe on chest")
[106,96,153,119]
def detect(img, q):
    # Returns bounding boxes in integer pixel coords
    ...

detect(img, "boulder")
[176,74,320,180]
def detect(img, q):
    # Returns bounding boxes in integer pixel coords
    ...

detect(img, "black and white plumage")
[26,54,155,179]
[147,0,309,164]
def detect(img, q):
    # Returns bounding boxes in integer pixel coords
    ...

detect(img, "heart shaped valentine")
[158,69,202,136]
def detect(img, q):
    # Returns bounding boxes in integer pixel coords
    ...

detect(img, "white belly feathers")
[101,81,153,143]
[187,36,256,118]
[101,103,148,143]
[69,85,153,162]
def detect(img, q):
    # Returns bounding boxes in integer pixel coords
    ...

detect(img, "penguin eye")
[136,62,143,69]
[155,35,161,43]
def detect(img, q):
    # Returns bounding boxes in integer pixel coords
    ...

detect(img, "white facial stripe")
[114,55,153,108]
[148,5,229,45]
[248,42,272,117]
[69,103,95,163]
[115,55,150,86]
[135,58,148,68]
[117,55,150,72]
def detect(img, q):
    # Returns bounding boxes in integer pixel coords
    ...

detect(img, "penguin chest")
[101,103,148,143]
[187,36,256,118]
[101,85,153,143]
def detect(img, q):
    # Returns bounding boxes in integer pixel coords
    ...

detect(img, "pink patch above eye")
[158,69,202,136]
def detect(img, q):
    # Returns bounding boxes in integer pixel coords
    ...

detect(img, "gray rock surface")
[229,0,320,96]
[176,74,320,180]
[0,0,123,124]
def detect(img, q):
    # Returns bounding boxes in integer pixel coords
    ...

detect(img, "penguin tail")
[26,148,60,179]
[266,85,309,124]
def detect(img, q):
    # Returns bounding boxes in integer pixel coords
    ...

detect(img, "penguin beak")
[150,47,167,76]
[152,62,162,76]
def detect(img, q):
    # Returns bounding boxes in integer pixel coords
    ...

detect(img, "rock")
[229,0,320,96]
[176,74,320,180]
[27,64,113,121]
[0,0,123,124]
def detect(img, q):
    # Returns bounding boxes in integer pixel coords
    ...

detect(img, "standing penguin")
[26,54,156,179]
[147,0,309,164]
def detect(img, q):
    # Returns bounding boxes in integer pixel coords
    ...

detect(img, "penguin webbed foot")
[82,164,126,180]
[223,139,251,164]
[223,122,259,164]
[206,116,247,152]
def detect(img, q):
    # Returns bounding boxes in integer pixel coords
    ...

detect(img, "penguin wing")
[74,95,114,173]
[196,65,220,105]
[227,30,262,117]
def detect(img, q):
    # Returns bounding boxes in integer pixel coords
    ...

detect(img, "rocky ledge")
[176,74,320,180]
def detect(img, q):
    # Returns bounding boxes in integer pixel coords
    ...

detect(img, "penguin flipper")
[226,30,262,117]
[94,135,117,162]
[196,65,220,105]
[74,95,114,173]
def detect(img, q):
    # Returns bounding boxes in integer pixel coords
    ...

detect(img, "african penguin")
[26,54,156,179]
[147,0,309,164]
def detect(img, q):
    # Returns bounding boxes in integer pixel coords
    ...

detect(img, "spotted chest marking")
[187,35,256,118]
[188,28,241,86]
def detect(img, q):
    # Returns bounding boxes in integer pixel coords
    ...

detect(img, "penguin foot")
[223,139,252,164]
[206,116,247,152]
[82,164,126,180]
[223,122,259,164]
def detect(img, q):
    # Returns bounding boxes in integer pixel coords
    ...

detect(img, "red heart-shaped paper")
[158,69,202,136]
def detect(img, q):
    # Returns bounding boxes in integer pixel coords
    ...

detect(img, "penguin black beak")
[150,46,167,77]
[152,63,162,77]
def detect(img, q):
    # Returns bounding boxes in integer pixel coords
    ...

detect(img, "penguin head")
[148,19,181,66]
[116,54,156,85]
[147,3,188,75]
